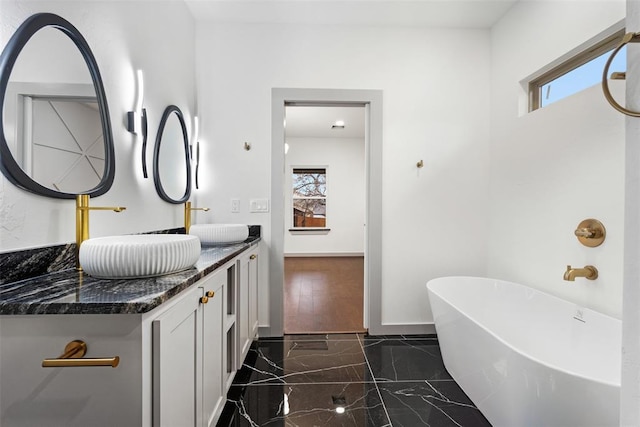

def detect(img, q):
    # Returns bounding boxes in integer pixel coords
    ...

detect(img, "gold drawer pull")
[42,340,119,368]
[250,254,257,260]
[200,296,209,304]
[206,291,215,298]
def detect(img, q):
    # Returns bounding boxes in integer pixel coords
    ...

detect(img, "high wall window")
[292,167,326,228]
[529,30,626,111]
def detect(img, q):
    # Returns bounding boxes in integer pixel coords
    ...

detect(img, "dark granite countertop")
[0,237,260,316]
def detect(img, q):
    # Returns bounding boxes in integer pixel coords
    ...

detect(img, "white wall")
[622,1,640,424]
[195,23,491,327]
[489,1,626,319]
[284,136,365,256]
[0,0,196,251]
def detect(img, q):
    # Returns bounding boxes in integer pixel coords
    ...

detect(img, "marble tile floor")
[216,334,492,426]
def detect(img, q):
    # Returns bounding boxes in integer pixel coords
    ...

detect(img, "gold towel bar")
[42,340,120,368]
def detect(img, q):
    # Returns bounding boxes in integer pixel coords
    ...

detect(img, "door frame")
[266,88,383,337]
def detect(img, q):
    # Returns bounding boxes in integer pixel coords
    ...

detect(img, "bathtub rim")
[426,275,621,388]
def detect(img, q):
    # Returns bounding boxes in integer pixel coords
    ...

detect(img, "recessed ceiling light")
[332,120,345,129]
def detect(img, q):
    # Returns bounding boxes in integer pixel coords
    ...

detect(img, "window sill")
[288,228,331,235]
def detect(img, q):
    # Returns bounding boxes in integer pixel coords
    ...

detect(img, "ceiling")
[184,0,518,29]
[285,105,366,139]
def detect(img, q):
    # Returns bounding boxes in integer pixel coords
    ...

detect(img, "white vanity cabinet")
[0,313,146,427]
[0,242,261,427]
[153,267,227,427]
[237,242,259,366]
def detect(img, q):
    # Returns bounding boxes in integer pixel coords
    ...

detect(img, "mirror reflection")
[153,105,191,203]
[4,28,103,193]
[0,13,114,198]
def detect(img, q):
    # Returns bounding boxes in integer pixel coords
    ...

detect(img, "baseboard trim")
[368,323,436,336]
[260,323,436,338]
[284,252,365,258]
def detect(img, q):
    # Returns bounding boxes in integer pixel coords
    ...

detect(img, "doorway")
[283,104,366,334]
[268,88,383,338]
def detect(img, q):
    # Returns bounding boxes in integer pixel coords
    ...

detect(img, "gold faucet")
[184,201,210,233]
[563,265,598,281]
[76,194,126,270]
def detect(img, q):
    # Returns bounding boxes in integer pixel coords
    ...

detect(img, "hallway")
[284,257,366,334]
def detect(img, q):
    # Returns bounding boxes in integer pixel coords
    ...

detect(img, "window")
[292,168,326,228]
[529,30,626,111]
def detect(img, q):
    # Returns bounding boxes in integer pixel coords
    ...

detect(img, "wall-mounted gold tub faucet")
[184,201,210,233]
[563,265,598,281]
[574,219,606,247]
[76,194,126,270]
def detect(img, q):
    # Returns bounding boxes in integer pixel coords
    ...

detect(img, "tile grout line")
[358,334,394,427]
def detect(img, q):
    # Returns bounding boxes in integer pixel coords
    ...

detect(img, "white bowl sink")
[189,224,249,245]
[79,234,201,279]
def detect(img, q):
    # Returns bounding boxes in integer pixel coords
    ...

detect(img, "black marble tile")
[236,335,370,385]
[377,381,491,427]
[363,338,452,381]
[222,383,391,426]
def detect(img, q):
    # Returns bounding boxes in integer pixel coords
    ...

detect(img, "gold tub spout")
[564,265,598,281]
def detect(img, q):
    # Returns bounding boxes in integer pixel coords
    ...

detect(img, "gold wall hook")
[244,142,251,151]
[416,160,424,168]
[574,218,606,247]
[42,340,119,368]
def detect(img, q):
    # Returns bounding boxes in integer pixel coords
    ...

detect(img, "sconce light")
[126,69,149,177]
[193,116,201,190]
[127,69,145,133]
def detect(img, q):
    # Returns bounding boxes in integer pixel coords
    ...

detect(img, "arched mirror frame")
[0,13,115,199]
[153,105,191,204]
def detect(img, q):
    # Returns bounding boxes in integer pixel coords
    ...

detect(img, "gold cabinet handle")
[250,254,257,260]
[200,296,209,304]
[206,291,215,298]
[42,340,119,368]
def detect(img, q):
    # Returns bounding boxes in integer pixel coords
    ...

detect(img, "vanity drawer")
[0,314,143,427]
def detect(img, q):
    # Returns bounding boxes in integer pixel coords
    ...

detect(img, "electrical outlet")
[231,198,240,213]
[249,199,269,213]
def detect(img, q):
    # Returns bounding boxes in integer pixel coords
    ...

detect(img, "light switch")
[249,199,269,213]
[231,199,240,213]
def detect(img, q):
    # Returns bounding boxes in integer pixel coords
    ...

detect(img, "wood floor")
[284,256,366,334]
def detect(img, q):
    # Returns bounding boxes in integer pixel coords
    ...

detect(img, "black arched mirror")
[0,13,115,198]
[153,105,191,203]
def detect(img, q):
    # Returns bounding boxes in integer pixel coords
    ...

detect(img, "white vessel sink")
[189,224,249,245]
[79,234,201,279]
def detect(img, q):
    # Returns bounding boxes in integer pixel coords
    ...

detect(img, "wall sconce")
[193,116,201,190]
[126,69,149,177]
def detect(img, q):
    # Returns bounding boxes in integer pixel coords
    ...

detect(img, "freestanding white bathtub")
[426,276,620,427]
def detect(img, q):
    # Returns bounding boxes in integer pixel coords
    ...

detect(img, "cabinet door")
[248,246,259,338]
[153,285,203,427]
[200,270,226,427]
[237,253,251,366]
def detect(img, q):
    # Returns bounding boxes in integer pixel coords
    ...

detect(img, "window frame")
[291,166,328,230]
[529,29,625,112]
